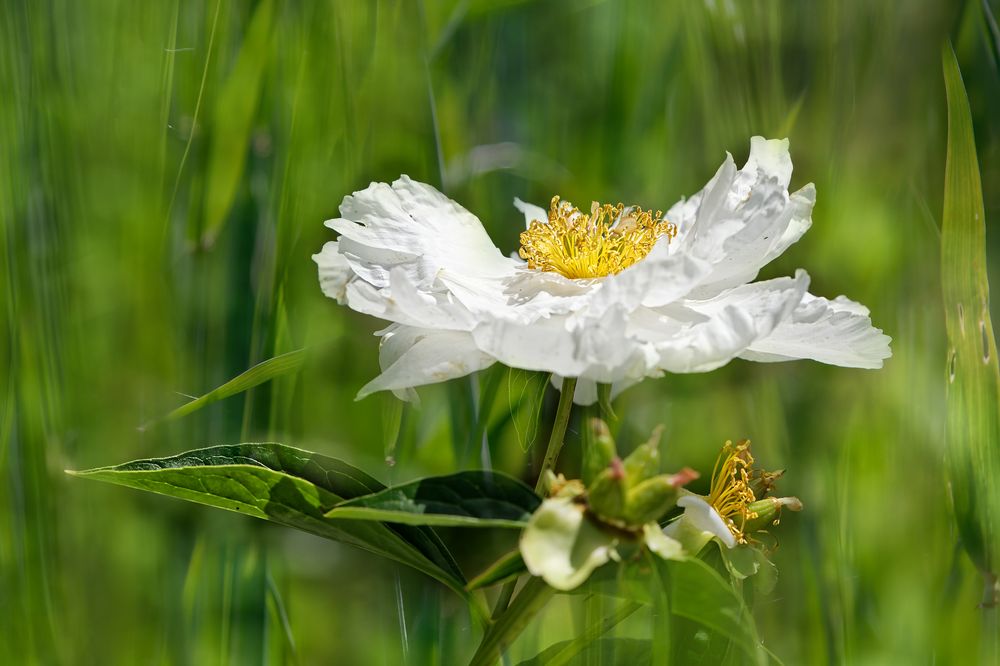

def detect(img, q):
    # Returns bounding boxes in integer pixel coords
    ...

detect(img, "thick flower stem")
[487,377,577,622]
[534,376,578,494]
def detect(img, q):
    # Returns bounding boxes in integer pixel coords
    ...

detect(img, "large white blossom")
[314,137,890,404]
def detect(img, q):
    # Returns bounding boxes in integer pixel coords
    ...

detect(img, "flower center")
[518,196,677,279]
[708,440,759,545]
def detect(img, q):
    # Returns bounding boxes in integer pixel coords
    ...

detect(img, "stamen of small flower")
[708,440,758,545]
[518,196,677,279]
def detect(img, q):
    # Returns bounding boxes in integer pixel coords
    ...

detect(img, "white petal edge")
[643,523,685,560]
[514,198,548,229]
[739,292,892,368]
[674,495,736,549]
[313,241,352,304]
[520,498,616,591]
[356,327,495,400]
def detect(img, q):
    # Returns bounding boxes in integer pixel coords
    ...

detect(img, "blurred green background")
[3,0,1000,663]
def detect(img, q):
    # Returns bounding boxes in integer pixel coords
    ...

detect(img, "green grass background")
[2,0,1000,663]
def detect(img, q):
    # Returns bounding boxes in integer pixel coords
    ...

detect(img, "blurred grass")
[2,0,1000,663]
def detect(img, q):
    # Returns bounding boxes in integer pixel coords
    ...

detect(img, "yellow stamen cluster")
[518,196,677,279]
[708,440,759,545]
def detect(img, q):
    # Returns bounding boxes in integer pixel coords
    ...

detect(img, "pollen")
[518,196,677,279]
[708,440,758,545]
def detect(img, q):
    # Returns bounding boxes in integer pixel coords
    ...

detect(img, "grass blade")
[941,44,1000,589]
[156,349,306,425]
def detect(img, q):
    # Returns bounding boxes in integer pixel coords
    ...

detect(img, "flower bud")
[583,418,618,486]
[623,425,664,488]
[742,496,803,534]
[622,468,697,526]
[544,471,586,499]
[587,457,627,521]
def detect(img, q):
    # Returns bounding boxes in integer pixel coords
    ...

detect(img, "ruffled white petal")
[651,270,810,373]
[313,241,352,304]
[669,137,815,299]
[329,176,518,290]
[357,326,495,400]
[739,293,892,368]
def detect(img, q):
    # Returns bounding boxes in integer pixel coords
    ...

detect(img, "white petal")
[471,314,587,378]
[667,137,814,298]
[328,177,517,291]
[549,375,641,407]
[676,495,736,549]
[643,523,685,560]
[520,498,616,591]
[312,241,352,304]
[590,244,714,311]
[514,198,548,229]
[356,327,495,399]
[652,271,810,373]
[472,306,658,389]
[344,267,481,331]
[739,292,892,368]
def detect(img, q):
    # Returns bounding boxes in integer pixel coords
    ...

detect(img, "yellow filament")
[708,440,759,545]
[518,196,676,279]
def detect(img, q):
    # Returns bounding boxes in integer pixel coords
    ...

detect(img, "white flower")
[314,137,890,404]
[664,440,802,552]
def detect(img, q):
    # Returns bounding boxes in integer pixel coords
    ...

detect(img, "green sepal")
[582,418,618,486]
[587,461,627,521]
[622,426,663,489]
[622,474,680,526]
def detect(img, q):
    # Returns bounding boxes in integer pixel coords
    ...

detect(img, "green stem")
[469,577,555,666]
[488,377,577,621]
[534,376,578,494]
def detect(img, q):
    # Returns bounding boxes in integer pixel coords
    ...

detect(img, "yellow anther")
[518,195,676,279]
[708,440,758,545]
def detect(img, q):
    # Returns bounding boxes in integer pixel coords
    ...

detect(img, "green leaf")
[581,558,766,664]
[325,471,540,528]
[67,443,467,595]
[507,369,550,451]
[466,549,527,590]
[469,577,555,666]
[941,44,1000,577]
[201,0,273,246]
[517,637,651,666]
[156,349,306,425]
[666,559,766,664]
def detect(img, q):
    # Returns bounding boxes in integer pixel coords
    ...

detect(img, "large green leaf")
[941,44,1000,579]
[68,444,467,595]
[326,471,540,528]
[580,557,766,664]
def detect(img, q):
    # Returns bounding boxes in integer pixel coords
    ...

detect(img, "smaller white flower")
[665,440,801,552]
